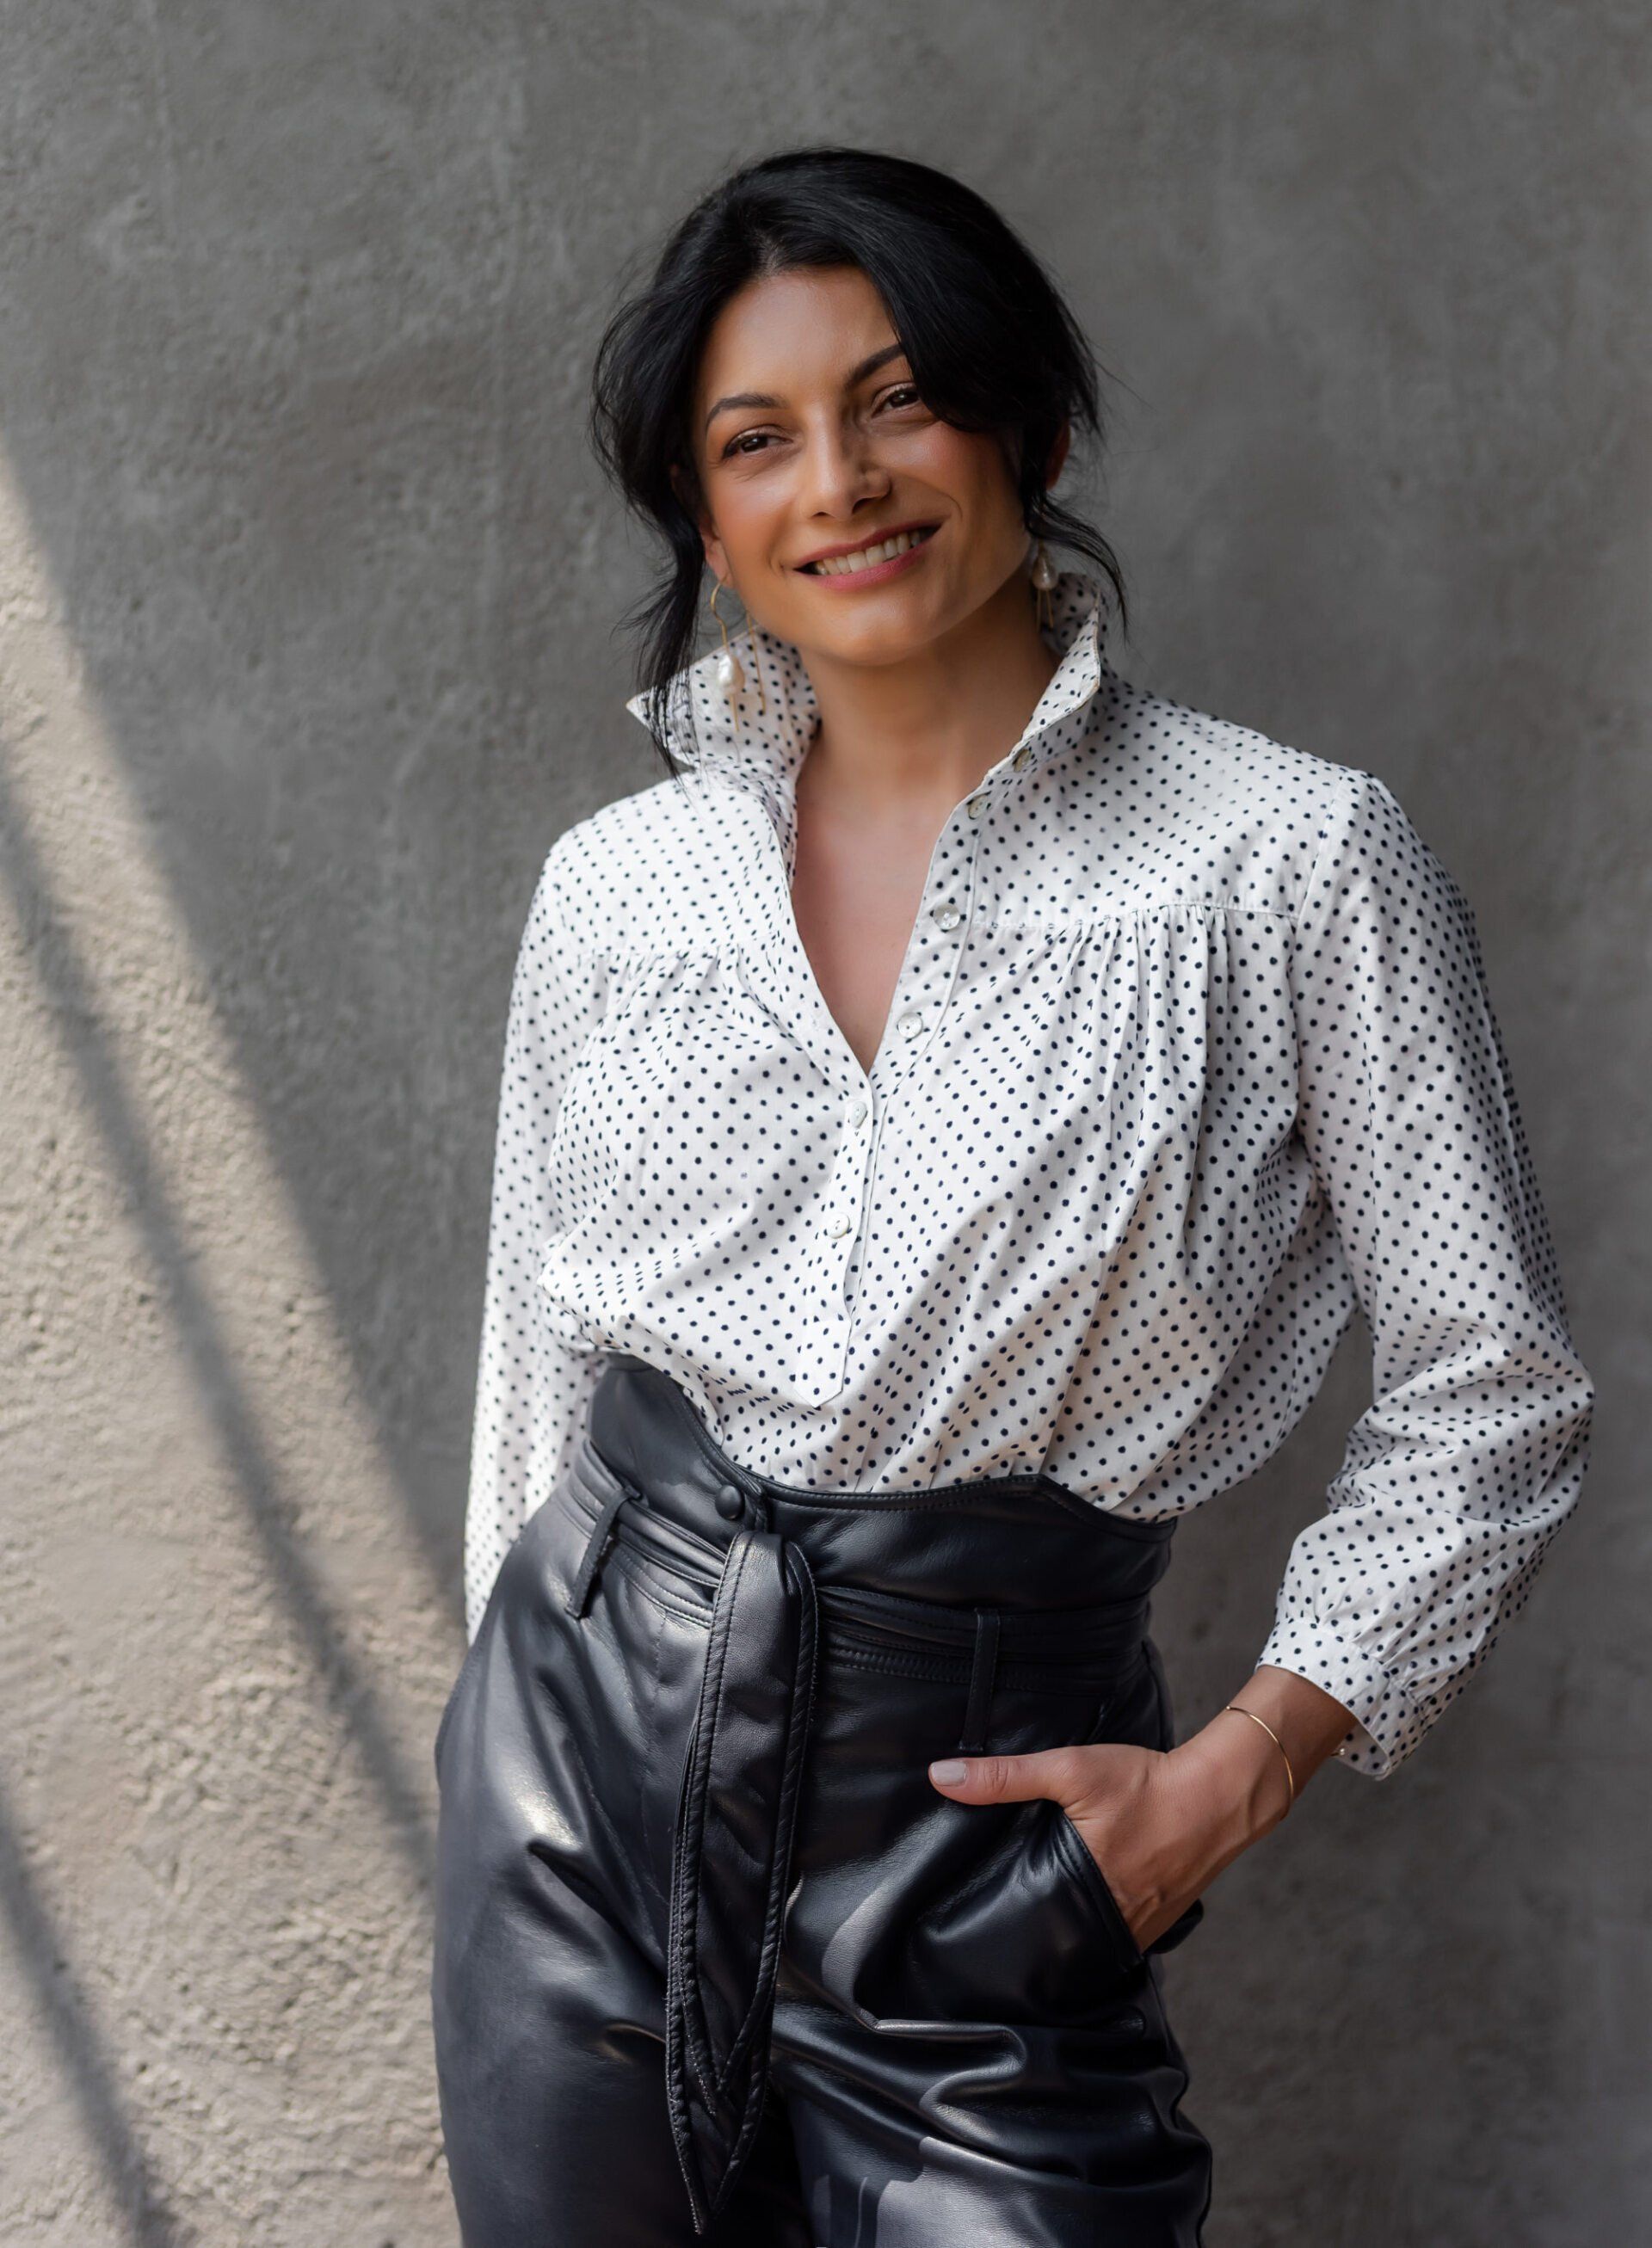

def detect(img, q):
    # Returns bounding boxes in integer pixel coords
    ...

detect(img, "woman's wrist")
[1177,1665,1359,1849]
[1175,1709,1291,1853]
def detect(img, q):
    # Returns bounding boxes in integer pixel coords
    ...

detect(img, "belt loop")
[957,1606,1001,1753]
[566,1479,632,1617]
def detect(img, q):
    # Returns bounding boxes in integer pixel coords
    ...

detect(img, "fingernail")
[929,1759,969,1784]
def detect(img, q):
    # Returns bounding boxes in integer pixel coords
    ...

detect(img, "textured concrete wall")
[0,4,1643,2242]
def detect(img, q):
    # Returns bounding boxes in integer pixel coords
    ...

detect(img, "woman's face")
[685,263,1064,669]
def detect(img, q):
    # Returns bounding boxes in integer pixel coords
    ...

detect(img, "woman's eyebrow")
[701,341,909,436]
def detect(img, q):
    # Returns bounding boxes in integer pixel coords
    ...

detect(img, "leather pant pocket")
[897,1675,1150,2024]
[1049,1798,1145,1983]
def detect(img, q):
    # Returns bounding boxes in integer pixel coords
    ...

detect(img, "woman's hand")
[927,1666,1358,1951]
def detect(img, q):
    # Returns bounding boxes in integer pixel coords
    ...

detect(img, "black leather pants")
[431,1354,1214,2245]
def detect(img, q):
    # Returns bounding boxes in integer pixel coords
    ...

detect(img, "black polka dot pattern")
[464,570,1595,1779]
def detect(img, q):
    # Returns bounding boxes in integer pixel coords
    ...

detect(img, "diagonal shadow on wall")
[0,1769,194,2246]
[0,749,435,1891]
[0,22,642,1666]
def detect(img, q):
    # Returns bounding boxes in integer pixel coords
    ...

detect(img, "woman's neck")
[794,570,1061,819]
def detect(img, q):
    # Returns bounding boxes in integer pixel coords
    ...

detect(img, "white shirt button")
[931,901,961,932]
[966,794,988,819]
[898,1010,922,1040]
[848,1097,868,1126]
[1013,745,1033,772]
[825,1214,853,1238]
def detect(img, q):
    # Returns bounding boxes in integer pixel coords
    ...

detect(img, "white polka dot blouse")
[464,567,1595,1780]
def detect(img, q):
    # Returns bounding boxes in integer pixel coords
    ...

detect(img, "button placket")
[819,1087,874,1247]
[870,806,980,1093]
[831,798,984,1371]
[831,1082,887,1318]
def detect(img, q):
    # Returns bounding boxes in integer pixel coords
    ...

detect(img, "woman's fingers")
[928,1743,1207,1951]
[927,1741,1151,1805]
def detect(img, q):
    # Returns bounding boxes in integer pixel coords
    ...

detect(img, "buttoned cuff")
[1253,1615,1421,1782]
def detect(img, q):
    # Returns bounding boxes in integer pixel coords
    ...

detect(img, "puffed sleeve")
[1254,769,1595,1777]
[463,842,609,1643]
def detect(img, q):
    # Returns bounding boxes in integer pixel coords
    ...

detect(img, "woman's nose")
[795,422,890,518]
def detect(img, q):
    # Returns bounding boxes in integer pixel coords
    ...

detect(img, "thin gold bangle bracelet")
[1222,1703,1297,1815]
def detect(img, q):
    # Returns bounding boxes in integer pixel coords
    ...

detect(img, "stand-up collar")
[623,568,1115,822]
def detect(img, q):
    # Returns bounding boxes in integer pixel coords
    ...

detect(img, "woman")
[430,147,1594,2246]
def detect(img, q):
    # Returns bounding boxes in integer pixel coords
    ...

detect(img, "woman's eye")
[718,386,922,461]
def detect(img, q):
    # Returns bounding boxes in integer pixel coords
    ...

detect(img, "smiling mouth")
[798,525,940,576]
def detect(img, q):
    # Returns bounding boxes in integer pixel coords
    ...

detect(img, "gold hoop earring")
[1030,538,1057,631]
[709,580,767,716]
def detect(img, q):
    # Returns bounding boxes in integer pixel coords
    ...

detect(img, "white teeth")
[807,527,932,576]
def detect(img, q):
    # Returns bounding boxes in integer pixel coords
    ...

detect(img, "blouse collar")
[622,568,1116,825]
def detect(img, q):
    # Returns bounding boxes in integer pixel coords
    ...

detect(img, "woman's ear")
[669,463,726,580]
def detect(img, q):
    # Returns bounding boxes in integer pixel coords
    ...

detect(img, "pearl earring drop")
[708,578,767,713]
[711,580,745,699]
[1030,539,1057,629]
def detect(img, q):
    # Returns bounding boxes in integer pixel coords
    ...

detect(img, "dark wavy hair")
[589,145,1129,776]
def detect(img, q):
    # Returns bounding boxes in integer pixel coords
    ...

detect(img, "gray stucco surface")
[0,3,1643,2241]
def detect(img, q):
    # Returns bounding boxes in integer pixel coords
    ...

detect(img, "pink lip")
[795,526,940,591]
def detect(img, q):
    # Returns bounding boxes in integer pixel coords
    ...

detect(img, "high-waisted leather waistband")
[581,1351,1176,1607]
[563,1351,1183,2236]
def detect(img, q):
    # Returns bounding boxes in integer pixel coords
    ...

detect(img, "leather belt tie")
[660,1488,819,2234]
[565,1437,1190,2233]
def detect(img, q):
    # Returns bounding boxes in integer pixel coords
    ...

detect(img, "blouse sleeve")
[463,842,608,1643]
[1254,769,1595,1777]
